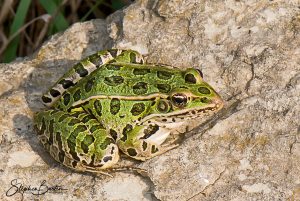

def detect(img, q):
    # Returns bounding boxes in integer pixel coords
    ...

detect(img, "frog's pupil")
[171,93,188,107]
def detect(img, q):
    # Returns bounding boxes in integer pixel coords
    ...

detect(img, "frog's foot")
[117,124,181,161]
[34,109,120,173]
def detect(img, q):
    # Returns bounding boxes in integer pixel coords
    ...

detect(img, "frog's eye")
[157,100,171,113]
[171,93,188,108]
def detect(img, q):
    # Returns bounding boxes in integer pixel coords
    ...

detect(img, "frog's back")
[54,63,190,109]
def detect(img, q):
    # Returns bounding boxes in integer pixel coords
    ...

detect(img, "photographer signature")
[6,179,67,200]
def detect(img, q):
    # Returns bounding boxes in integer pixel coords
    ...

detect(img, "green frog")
[34,49,223,174]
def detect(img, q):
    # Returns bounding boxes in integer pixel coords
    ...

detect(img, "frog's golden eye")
[157,100,171,113]
[171,93,188,108]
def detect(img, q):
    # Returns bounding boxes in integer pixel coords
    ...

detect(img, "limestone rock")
[1,1,299,200]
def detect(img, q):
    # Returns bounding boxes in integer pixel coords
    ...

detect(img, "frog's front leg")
[117,124,180,161]
[34,109,119,172]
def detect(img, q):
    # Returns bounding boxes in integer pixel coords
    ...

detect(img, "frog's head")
[145,68,223,123]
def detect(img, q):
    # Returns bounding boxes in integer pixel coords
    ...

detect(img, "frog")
[34,49,223,174]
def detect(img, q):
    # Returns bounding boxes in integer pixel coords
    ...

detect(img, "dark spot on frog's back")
[68,119,80,126]
[198,87,210,94]
[82,114,93,123]
[185,73,197,84]
[121,124,133,141]
[110,98,120,115]
[75,63,88,77]
[104,76,124,86]
[108,49,118,57]
[133,68,150,75]
[130,103,145,116]
[81,135,95,154]
[89,54,103,67]
[94,100,102,117]
[72,126,87,137]
[63,93,71,106]
[157,71,173,80]
[106,64,122,71]
[42,95,52,103]
[59,79,74,89]
[49,89,61,97]
[90,124,105,133]
[73,89,81,101]
[85,78,95,92]
[156,83,171,93]
[133,82,148,95]
[109,129,118,140]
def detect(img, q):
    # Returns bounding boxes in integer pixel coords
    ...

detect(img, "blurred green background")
[0,0,132,63]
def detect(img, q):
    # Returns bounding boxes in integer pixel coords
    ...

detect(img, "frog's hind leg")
[42,49,145,107]
[34,109,119,173]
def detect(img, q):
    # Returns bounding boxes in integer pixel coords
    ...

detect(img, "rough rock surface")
[1,0,300,200]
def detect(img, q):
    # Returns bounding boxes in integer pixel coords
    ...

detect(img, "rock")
[0,1,299,200]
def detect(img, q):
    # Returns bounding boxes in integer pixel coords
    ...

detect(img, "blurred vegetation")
[0,0,132,63]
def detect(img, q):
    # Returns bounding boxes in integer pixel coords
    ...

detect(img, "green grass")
[38,0,69,34]
[3,0,31,63]
[0,0,130,63]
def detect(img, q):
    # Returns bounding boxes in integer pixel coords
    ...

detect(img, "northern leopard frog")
[34,49,223,173]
